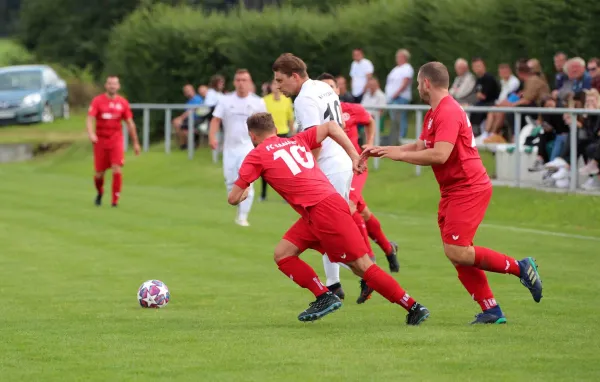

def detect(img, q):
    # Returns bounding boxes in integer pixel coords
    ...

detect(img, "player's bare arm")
[361,117,376,149]
[86,115,98,143]
[315,121,363,173]
[368,141,453,165]
[125,118,141,155]
[208,117,222,150]
[227,184,250,206]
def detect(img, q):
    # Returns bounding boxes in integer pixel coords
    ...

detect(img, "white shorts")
[223,148,252,192]
[324,170,353,202]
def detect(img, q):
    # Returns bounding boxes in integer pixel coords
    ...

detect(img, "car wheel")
[62,101,70,119]
[42,104,55,123]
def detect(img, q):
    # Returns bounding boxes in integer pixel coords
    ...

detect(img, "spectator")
[349,48,374,103]
[449,58,477,105]
[470,57,500,128]
[552,52,568,91]
[587,57,600,93]
[385,48,414,143]
[173,84,203,150]
[528,95,569,171]
[527,58,548,84]
[497,63,521,103]
[204,75,225,107]
[485,63,550,144]
[260,79,295,200]
[361,77,387,113]
[556,57,592,106]
[578,89,600,190]
[335,75,355,103]
[198,85,208,100]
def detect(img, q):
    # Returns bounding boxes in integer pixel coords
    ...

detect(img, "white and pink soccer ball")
[137,280,170,308]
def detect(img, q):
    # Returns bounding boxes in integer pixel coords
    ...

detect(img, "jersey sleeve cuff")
[234,178,250,189]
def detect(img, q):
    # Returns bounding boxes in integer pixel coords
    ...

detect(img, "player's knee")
[95,171,105,178]
[443,243,474,265]
[112,165,122,174]
[273,240,300,264]
[347,255,373,278]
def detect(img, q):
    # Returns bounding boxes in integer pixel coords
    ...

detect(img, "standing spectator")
[385,49,414,143]
[204,75,225,107]
[470,57,500,128]
[260,79,295,201]
[449,58,477,105]
[173,84,204,150]
[552,52,568,91]
[335,75,355,103]
[587,58,600,93]
[349,48,374,103]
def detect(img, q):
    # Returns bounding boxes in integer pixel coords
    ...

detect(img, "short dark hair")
[272,53,308,78]
[209,74,224,88]
[588,57,600,66]
[516,63,531,74]
[471,57,484,64]
[317,72,336,82]
[498,63,511,69]
[247,112,277,134]
[418,62,450,89]
[235,68,250,76]
[353,48,363,52]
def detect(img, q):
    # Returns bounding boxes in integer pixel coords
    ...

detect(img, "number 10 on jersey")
[273,145,315,175]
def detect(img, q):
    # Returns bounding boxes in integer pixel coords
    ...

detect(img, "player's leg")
[236,152,254,225]
[312,196,429,325]
[109,143,124,207]
[349,198,377,304]
[93,143,109,206]
[260,176,268,201]
[279,219,342,322]
[360,205,400,273]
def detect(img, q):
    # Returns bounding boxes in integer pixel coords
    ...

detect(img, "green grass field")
[1,118,600,381]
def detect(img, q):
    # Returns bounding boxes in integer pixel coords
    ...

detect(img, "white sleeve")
[407,65,414,78]
[257,98,267,113]
[366,60,374,74]
[294,97,321,131]
[212,99,225,119]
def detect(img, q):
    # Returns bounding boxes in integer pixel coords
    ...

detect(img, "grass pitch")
[1,122,600,381]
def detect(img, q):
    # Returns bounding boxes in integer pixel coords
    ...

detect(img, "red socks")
[474,246,520,276]
[363,264,415,311]
[112,172,122,205]
[277,256,327,298]
[352,212,375,258]
[365,214,393,255]
[94,175,104,195]
[455,264,497,311]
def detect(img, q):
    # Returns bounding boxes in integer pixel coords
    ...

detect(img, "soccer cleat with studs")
[356,279,374,304]
[518,257,543,302]
[328,282,345,301]
[95,194,102,206]
[470,312,507,325]
[386,241,400,273]
[405,303,430,326]
[297,291,342,322]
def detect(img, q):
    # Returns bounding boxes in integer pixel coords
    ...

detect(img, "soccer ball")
[137,280,170,308]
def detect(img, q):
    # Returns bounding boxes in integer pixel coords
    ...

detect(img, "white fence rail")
[127,103,600,193]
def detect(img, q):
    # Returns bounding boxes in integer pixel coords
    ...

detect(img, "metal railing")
[127,103,600,193]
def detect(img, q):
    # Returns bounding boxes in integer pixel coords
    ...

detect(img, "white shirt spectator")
[497,74,521,103]
[204,88,224,107]
[361,88,387,111]
[350,58,374,98]
[385,63,414,102]
[212,93,266,152]
[295,79,352,176]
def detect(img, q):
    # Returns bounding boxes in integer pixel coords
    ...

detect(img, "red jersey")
[234,129,337,218]
[88,94,133,143]
[341,102,372,154]
[419,96,491,196]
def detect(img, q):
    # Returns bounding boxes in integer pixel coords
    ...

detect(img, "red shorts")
[94,141,124,172]
[438,187,492,246]
[349,170,368,212]
[283,194,369,263]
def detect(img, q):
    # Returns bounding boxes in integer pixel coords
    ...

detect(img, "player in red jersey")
[361,62,543,324]
[317,73,400,303]
[228,112,429,325]
[87,75,140,207]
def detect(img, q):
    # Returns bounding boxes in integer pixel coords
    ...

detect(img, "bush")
[51,65,101,109]
[0,39,35,66]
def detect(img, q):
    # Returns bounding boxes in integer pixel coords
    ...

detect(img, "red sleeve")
[87,97,99,117]
[433,108,461,145]
[293,128,321,150]
[353,104,372,125]
[234,149,262,189]
[123,100,133,120]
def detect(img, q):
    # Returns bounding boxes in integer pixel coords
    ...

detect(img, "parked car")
[0,65,69,125]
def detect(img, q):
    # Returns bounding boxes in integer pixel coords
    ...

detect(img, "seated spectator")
[335,75,355,103]
[485,63,550,144]
[470,57,500,129]
[528,96,569,171]
[587,58,600,93]
[361,77,387,114]
[449,58,477,105]
[198,85,208,100]
[552,52,568,92]
[555,57,592,106]
[173,84,204,150]
[527,58,548,84]
[204,75,225,107]
[578,89,600,190]
[479,63,520,142]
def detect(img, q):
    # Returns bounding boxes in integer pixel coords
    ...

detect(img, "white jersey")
[294,79,352,175]
[213,93,267,152]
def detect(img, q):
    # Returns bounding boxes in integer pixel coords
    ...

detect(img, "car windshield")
[0,70,42,91]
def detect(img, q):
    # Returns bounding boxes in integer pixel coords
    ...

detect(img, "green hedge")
[104,0,600,136]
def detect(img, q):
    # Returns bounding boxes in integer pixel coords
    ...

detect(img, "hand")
[351,154,366,174]
[476,92,486,101]
[133,142,141,156]
[209,137,219,150]
[363,146,405,161]
[551,90,559,99]
[89,133,98,144]
[361,143,373,152]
